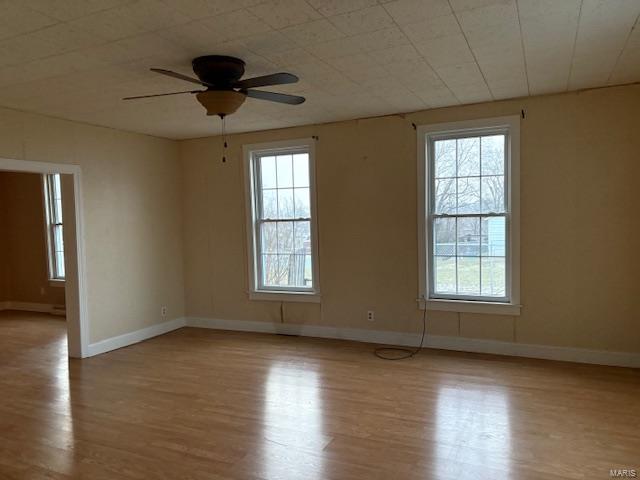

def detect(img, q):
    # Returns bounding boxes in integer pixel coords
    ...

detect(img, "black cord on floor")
[374,307,427,360]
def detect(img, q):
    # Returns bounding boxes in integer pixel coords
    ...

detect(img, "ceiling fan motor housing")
[192,55,245,86]
[196,90,247,116]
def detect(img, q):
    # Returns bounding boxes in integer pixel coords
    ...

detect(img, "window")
[244,139,319,302]
[43,173,65,282]
[418,117,520,315]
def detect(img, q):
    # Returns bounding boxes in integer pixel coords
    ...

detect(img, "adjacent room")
[0,0,638,478]
[0,171,67,313]
[0,170,71,402]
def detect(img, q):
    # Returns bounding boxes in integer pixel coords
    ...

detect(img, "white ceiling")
[0,0,638,139]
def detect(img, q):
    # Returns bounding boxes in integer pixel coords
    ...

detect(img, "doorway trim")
[0,158,89,358]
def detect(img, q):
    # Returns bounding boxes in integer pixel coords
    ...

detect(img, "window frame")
[243,138,320,303]
[42,173,65,285]
[417,116,520,315]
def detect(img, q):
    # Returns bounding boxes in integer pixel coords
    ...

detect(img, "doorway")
[0,158,88,358]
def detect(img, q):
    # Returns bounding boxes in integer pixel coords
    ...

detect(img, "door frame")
[0,158,89,358]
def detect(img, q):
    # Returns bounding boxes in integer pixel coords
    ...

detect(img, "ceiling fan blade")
[234,72,299,89]
[150,68,210,86]
[122,90,202,100]
[246,89,305,105]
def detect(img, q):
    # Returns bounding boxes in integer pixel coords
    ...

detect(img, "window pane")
[294,188,310,218]
[434,178,456,214]
[434,217,455,256]
[481,135,504,175]
[457,256,480,295]
[457,177,480,214]
[53,225,65,279]
[52,174,62,199]
[434,139,456,178]
[277,188,295,219]
[260,156,277,189]
[457,217,480,257]
[294,222,313,286]
[293,153,309,187]
[482,216,506,257]
[481,176,505,213]
[276,154,293,188]
[54,199,63,224]
[277,255,291,286]
[262,189,277,219]
[457,137,480,177]
[55,251,65,278]
[434,256,456,294]
[262,254,278,286]
[288,254,307,288]
[304,255,313,288]
[277,222,293,254]
[293,221,311,253]
[260,222,277,254]
[53,225,64,252]
[481,257,506,297]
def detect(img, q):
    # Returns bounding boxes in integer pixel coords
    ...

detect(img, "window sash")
[427,128,511,303]
[257,219,313,291]
[250,146,316,293]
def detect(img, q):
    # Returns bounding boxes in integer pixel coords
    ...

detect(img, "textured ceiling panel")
[0,0,638,139]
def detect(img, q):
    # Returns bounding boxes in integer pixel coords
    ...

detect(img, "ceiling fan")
[123,55,305,117]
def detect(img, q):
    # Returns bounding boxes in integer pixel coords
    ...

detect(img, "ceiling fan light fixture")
[196,90,247,116]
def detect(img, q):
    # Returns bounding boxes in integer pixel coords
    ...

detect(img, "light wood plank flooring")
[0,311,638,479]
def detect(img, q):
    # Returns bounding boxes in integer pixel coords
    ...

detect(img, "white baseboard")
[0,301,56,313]
[77,315,640,368]
[87,317,186,357]
[424,335,640,368]
[186,316,420,345]
[185,317,640,369]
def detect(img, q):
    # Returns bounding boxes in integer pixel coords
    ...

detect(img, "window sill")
[419,298,521,316]
[249,291,321,303]
[49,279,65,288]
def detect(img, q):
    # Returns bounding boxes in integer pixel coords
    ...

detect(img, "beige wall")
[180,84,640,354]
[0,171,65,305]
[0,107,185,343]
[2,84,636,354]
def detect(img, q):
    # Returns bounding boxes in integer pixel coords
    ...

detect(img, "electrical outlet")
[40,287,45,296]
[161,306,167,317]
[367,310,375,322]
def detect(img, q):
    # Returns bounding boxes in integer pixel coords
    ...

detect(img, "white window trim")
[243,138,321,303]
[42,173,65,284]
[417,115,521,316]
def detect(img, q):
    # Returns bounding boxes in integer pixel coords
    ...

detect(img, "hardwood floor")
[0,311,638,479]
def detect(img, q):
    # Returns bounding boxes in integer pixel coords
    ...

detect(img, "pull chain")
[220,114,228,163]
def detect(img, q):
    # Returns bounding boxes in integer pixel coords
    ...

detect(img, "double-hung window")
[43,173,65,282]
[418,116,520,315]
[244,139,320,302]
